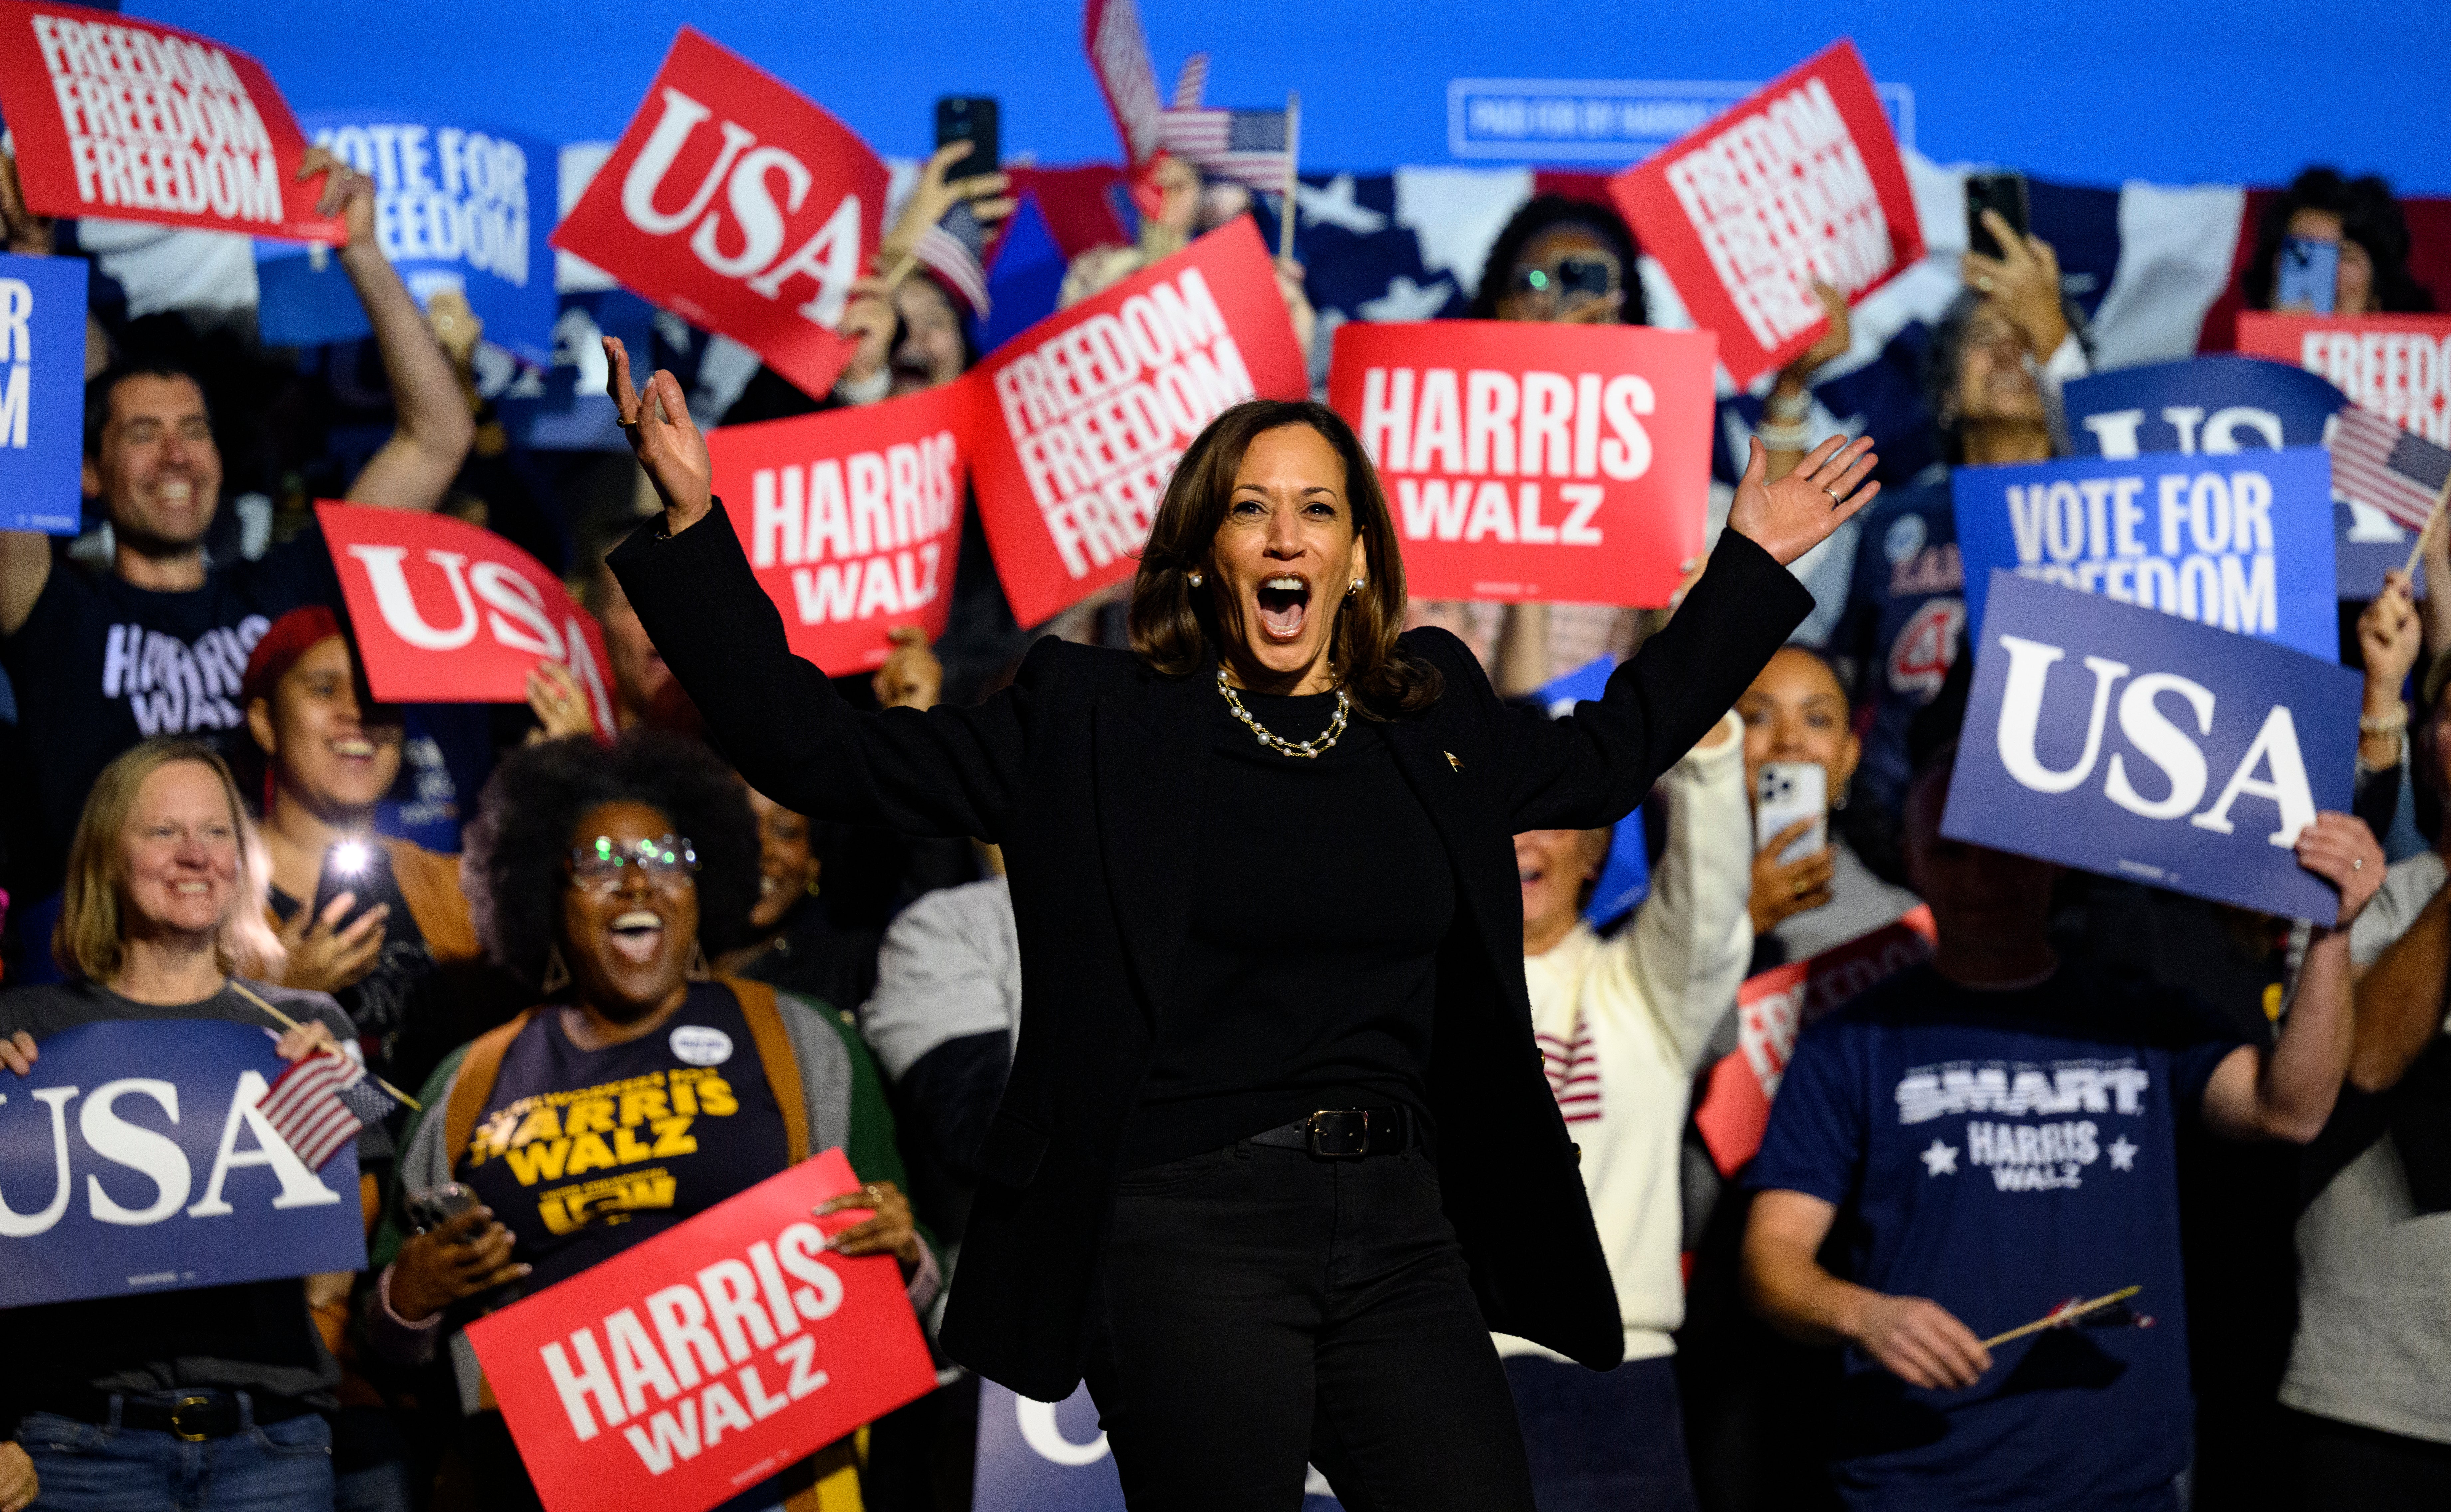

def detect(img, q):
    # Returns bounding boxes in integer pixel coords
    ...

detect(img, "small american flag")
[1157,106,1290,192]
[257,1045,398,1170]
[1171,53,1210,110]
[915,201,991,316]
[2331,403,2451,532]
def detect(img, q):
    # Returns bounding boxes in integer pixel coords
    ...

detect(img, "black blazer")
[611,503,1813,1401]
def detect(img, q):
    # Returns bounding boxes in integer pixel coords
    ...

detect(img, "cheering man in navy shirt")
[1742,738,2382,1512]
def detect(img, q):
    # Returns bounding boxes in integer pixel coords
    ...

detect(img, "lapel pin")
[1445,751,1464,772]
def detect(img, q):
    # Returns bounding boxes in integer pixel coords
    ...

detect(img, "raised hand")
[1963,210,2069,362]
[277,892,390,995]
[296,145,376,251]
[604,335,713,533]
[872,627,943,711]
[1729,433,1880,566]
[2295,812,2386,930]
[881,141,1015,268]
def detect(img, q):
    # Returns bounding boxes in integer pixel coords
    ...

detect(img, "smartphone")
[1965,170,2030,261]
[406,1182,480,1234]
[1755,762,1829,865]
[2275,236,2340,315]
[934,95,1000,182]
[308,838,386,932]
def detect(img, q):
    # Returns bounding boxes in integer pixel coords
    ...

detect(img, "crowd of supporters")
[0,114,2443,1512]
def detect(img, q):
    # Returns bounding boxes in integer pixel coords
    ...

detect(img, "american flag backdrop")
[2331,403,2451,532]
[1158,107,1291,191]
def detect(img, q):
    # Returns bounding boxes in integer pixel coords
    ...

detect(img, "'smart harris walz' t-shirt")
[458,984,791,1291]
[1748,961,2242,1512]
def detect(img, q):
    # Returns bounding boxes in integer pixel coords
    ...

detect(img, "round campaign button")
[668,1024,734,1066]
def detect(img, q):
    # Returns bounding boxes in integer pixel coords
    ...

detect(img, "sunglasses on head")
[566,834,699,893]
[1509,256,1618,302]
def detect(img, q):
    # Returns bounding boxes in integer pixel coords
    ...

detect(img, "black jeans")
[2290,1408,2451,1510]
[1084,1141,1536,1511]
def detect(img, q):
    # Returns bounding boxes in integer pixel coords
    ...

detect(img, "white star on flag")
[1920,1139,1959,1177]
[2108,1136,2139,1171]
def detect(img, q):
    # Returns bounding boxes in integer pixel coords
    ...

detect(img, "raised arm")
[601,337,1028,839]
[1604,714,1753,1071]
[1501,435,1878,832]
[306,150,474,511]
[2203,814,2386,1141]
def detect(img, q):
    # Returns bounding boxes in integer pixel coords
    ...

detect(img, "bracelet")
[1756,420,1813,451]
[2360,705,2409,737]
[1763,389,1811,423]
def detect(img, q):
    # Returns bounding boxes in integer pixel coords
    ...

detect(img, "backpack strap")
[443,1008,539,1173]
[719,975,808,1164]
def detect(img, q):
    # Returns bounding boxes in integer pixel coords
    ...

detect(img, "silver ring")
[1822,486,1843,504]
[1976,274,1994,293]
[2353,856,2364,871]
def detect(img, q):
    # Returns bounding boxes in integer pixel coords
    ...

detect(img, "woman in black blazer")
[602,337,1878,1510]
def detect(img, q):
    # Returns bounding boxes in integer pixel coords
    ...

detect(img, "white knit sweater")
[1495,713,1753,1364]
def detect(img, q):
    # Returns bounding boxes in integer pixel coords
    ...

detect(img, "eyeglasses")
[1508,255,1619,311]
[566,834,699,894]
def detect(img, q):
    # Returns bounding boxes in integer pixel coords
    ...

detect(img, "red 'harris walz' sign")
[317,504,618,738]
[1609,40,1922,388]
[969,217,1306,626]
[466,1151,937,1512]
[708,381,969,675]
[552,28,887,402]
[0,1,344,242]
[1329,321,1718,607]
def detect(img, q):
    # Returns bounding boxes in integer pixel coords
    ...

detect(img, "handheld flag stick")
[1279,91,1301,262]
[229,981,422,1112]
[1979,1285,2141,1350]
[2398,472,2451,580]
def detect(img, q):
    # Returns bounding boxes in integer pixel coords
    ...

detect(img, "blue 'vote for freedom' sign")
[257,111,557,364]
[0,1020,366,1308]
[1952,446,2338,662]
[0,252,90,535]
[1942,571,2358,920]
[2060,355,2403,598]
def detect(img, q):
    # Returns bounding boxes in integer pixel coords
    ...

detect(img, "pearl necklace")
[1216,668,1351,758]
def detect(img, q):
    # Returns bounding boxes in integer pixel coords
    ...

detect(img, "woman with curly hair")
[363,732,936,1512]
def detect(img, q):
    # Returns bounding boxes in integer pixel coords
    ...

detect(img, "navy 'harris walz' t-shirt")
[1748,960,2243,1512]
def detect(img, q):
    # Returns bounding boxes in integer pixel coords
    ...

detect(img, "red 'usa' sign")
[316,504,616,737]
[1328,320,1718,607]
[465,1150,937,1512]
[552,28,887,402]
[968,216,1306,626]
[2237,312,2451,448]
[1692,906,1936,1177]
[0,2,344,243]
[1609,40,1921,387]
[707,381,970,675]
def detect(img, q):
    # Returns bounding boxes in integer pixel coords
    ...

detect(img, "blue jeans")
[17,1396,334,1512]
[1504,1354,1701,1512]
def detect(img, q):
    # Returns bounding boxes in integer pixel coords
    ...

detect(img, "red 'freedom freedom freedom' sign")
[316,503,617,738]
[967,217,1307,626]
[465,1150,937,1512]
[707,380,971,675]
[1609,40,1922,388]
[553,28,888,403]
[2237,312,2451,448]
[0,2,345,243]
[1329,320,1719,607]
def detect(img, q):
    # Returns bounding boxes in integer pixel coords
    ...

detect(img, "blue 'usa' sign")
[1942,571,2358,920]
[0,1019,366,1308]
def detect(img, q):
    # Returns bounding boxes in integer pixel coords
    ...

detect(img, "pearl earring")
[1187,570,1204,588]
[1348,578,1364,595]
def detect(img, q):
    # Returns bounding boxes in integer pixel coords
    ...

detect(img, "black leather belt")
[1247,1106,1416,1159]
[44,1388,316,1441]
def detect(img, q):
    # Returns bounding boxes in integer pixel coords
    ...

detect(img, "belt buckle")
[1306,1110,1369,1159]
[169,1395,216,1442]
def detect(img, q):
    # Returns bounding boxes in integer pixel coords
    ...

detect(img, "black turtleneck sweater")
[1122,685,1456,1167]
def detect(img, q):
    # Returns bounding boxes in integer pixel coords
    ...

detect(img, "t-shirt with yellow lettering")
[459,984,789,1290]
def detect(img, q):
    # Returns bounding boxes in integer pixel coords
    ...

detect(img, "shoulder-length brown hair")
[56,738,284,984]
[1130,399,1440,716]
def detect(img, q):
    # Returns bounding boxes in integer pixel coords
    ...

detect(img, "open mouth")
[608,909,666,965]
[329,737,376,761]
[1255,575,1312,643]
[171,879,213,896]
